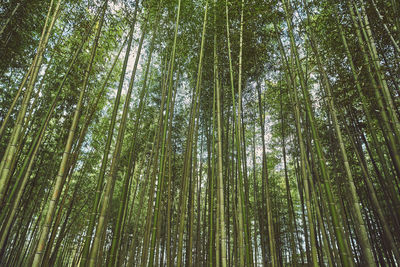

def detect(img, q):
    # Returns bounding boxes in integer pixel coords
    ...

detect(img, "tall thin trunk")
[109,5,160,267]
[79,3,139,265]
[88,9,148,267]
[225,0,252,264]
[32,3,107,266]
[282,1,353,265]
[279,86,297,265]
[214,1,227,264]
[0,0,61,200]
[303,2,375,264]
[274,23,319,267]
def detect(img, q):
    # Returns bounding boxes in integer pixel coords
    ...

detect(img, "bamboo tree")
[32,3,107,266]
[274,24,318,267]
[302,1,375,264]
[1,0,400,265]
[176,13,205,262]
[0,6,101,243]
[0,65,33,141]
[148,46,173,267]
[79,3,139,265]
[370,0,400,54]
[213,0,227,265]
[358,0,400,138]
[109,4,161,267]
[209,76,216,267]
[147,6,184,267]
[0,18,68,143]
[88,9,148,267]
[256,73,278,267]
[254,83,269,265]
[140,55,170,267]
[279,85,297,265]
[125,124,158,266]
[333,8,400,231]
[0,2,21,36]
[348,0,400,177]
[334,7,395,189]
[166,0,201,265]
[282,1,354,265]
[344,115,400,264]
[166,78,177,267]
[0,0,61,199]
[224,0,253,264]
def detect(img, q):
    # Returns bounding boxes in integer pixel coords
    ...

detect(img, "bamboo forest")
[1,0,400,266]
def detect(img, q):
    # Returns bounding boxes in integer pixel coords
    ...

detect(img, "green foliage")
[1,0,400,266]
